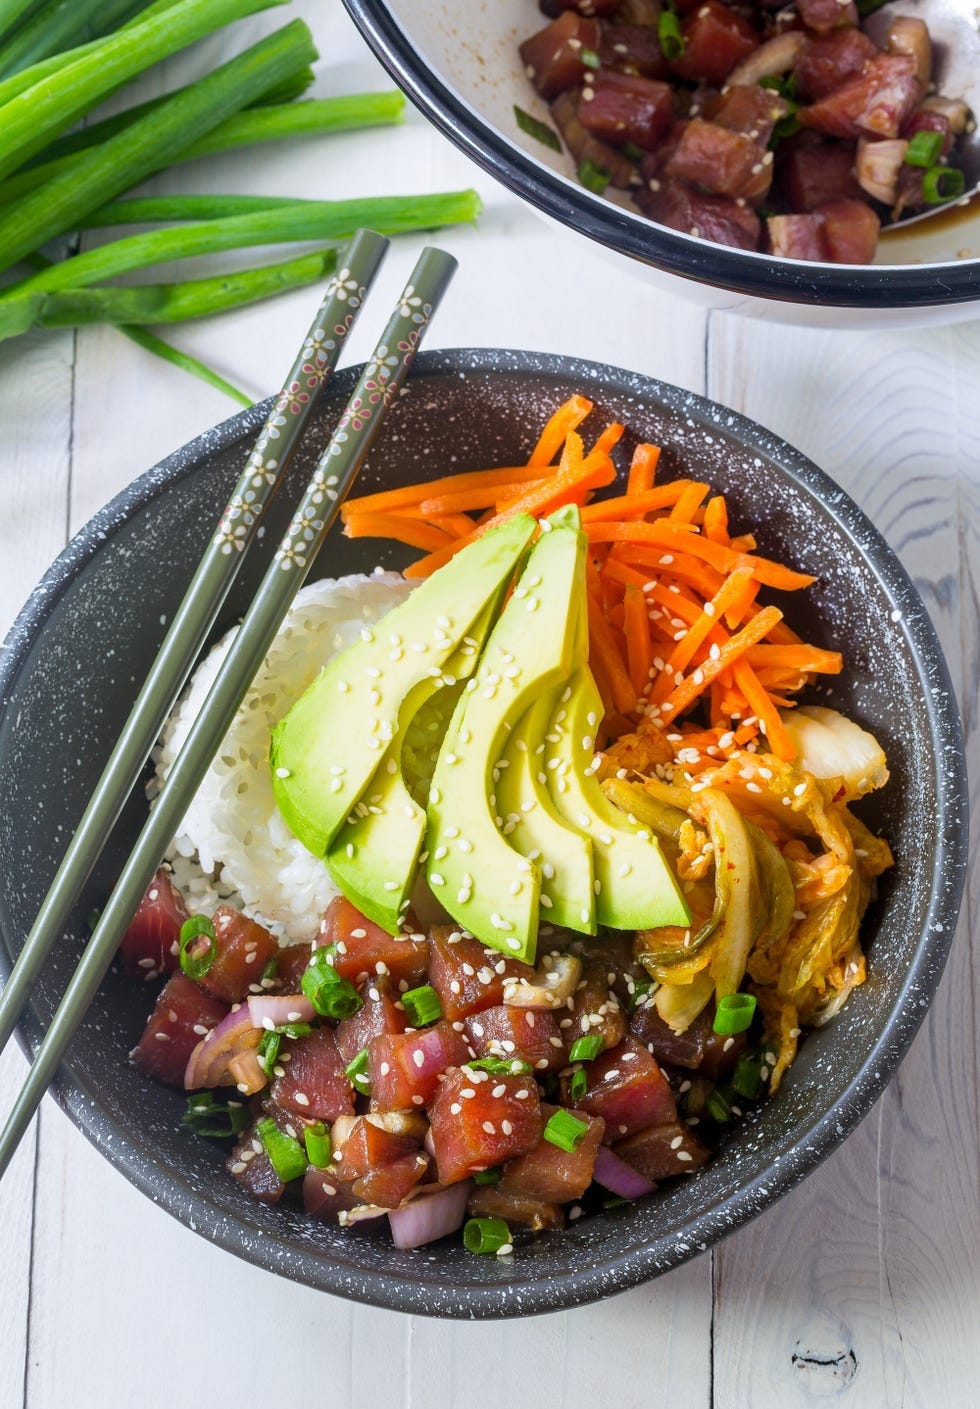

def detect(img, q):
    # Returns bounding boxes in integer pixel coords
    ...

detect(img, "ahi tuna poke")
[121,396,893,1257]
[517,0,973,262]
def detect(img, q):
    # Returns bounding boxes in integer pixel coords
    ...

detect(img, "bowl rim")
[340,0,980,309]
[0,348,968,1317]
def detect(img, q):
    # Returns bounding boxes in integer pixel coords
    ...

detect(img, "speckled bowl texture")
[0,351,967,1319]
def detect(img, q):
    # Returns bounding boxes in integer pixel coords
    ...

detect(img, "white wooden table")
[1,5,977,1405]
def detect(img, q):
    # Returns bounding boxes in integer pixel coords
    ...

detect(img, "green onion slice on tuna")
[922,165,965,204]
[256,1029,281,1076]
[182,1091,249,1139]
[301,951,363,1020]
[712,992,756,1035]
[732,1052,765,1100]
[257,1117,308,1182]
[568,1034,603,1063]
[569,1068,588,1101]
[179,914,217,979]
[543,1109,589,1153]
[402,984,443,1027]
[657,8,685,61]
[344,1047,371,1095]
[577,158,610,195]
[304,1122,332,1168]
[463,1216,511,1254]
[904,130,944,168]
[464,1057,533,1077]
[472,1166,503,1186]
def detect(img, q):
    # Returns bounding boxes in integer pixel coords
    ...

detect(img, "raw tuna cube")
[708,84,790,147]
[818,198,879,263]
[636,177,762,250]
[303,1165,361,1220]
[317,896,430,988]
[353,1151,431,1208]
[467,1185,565,1230]
[275,942,313,991]
[630,1004,747,1078]
[551,89,638,188]
[579,69,674,150]
[799,54,923,140]
[564,959,626,1055]
[613,1119,711,1179]
[120,868,187,979]
[428,1067,543,1183]
[427,926,534,1021]
[796,0,858,35]
[665,117,771,200]
[519,12,602,101]
[271,1027,354,1123]
[599,22,670,79]
[332,1114,423,1181]
[466,1004,565,1072]
[368,1022,471,1111]
[777,135,863,211]
[795,28,877,102]
[334,975,407,1067]
[131,973,228,1087]
[197,907,278,1004]
[499,1104,605,1202]
[227,1127,285,1205]
[563,1035,676,1141]
[767,211,828,260]
[670,1,759,84]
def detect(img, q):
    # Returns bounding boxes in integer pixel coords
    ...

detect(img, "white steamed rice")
[152,571,413,943]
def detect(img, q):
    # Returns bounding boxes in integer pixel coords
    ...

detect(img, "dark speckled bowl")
[0,351,967,1318]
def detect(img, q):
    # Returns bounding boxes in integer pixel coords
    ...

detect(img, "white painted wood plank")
[705,317,980,1408]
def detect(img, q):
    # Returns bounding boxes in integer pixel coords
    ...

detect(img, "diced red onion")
[920,96,970,134]
[726,32,803,88]
[593,1146,658,1200]
[227,1049,268,1095]
[855,137,908,204]
[886,16,931,85]
[247,993,316,1029]
[388,1181,471,1250]
[184,1005,260,1090]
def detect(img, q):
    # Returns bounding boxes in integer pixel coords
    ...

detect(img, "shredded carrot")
[587,592,637,715]
[342,463,547,519]
[580,482,694,523]
[527,394,593,467]
[343,513,457,553]
[648,566,756,707]
[418,479,550,516]
[703,495,730,545]
[623,585,653,698]
[732,658,795,761]
[627,443,660,493]
[587,521,816,591]
[668,481,709,523]
[657,606,784,723]
[744,644,843,674]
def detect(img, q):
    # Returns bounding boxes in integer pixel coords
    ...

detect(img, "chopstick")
[0,242,457,1179]
[0,227,389,1064]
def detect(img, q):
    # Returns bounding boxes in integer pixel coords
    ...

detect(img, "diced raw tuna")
[428,1068,543,1183]
[271,1027,354,1123]
[519,12,602,101]
[563,1035,676,1141]
[794,28,877,102]
[197,907,278,1004]
[796,0,858,36]
[636,177,762,251]
[427,926,534,1021]
[569,931,645,1005]
[551,89,637,188]
[613,1118,711,1179]
[599,22,670,80]
[274,942,312,991]
[777,134,863,210]
[334,976,407,1067]
[303,1165,361,1220]
[353,1151,430,1208]
[665,117,771,200]
[227,1129,285,1205]
[131,973,228,1087]
[579,69,674,150]
[799,54,923,140]
[708,83,790,147]
[819,198,879,262]
[317,896,429,988]
[466,1004,565,1072]
[332,1114,423,1181]
[564,959,626,1055]
[630,1004,748,1078]
[467,1185,565,1230]
[120,868,187,979]
[368,1022,471,1111]
[767,211,828,260]
[670,1,759,85]
[499,1104,604,1202]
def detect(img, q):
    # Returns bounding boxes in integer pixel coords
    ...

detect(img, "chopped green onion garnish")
[473,1166,503,1186]
[904,130,943,168]
[301,951,363,1020]
[622,141,646,163]
[769,112,801,148]
[257,1029,281,1076]
[543,1108,589,1153]
[259,956,278,984]
[922,164,965,204]
[602,1194,630,1210]
[577,158,610,195]
[759,71,797,101]
[713,993,757,1035]
[463,1216,511,1254]
[706,1087,733,1123]
[277,1021,313,1040]
[179,914,217,980]
[304,1121,332,1168]
[569,1034,603,1063]
[569,1068,588,1101]
[344,1047,371,1095]
[513,103,562,153]
[657,8,685,61]
[681,1074,711,1117]
[628,977,653,1012]
[256,1117,308,1183]
[466,1057,533,1076]
[580,46,601,69]
[402,984,443,1027]
[732,1052,764,1100]
[182,1092,249,1139]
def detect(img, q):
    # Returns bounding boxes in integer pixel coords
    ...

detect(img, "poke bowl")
[341,0,980,327]
[0,349,967,1318]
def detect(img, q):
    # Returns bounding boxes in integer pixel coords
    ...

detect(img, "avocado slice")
[494,688,596,934]
[543,665,691,931]
[424,515,586,962]
[270,514,537,858]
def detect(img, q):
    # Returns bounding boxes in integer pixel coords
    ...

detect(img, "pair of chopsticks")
[0,229,457,1178]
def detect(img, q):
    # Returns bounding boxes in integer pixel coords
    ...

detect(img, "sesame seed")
[676,1150,693,1162]
[294,1092,310,1107]
[412,1095,424,1105]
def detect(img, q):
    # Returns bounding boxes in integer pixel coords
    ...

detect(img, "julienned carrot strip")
[732,658,795,761]
[587,592,637,715]
[744,644,842,674]
[418,478,550,516]
[648,565,756,707]
[342,463,549,519]
[430,512,478,539]
[703,495,729,545]
[586,521,815,590]
[588,650,615,719]
[657,606,784,723]
[527,394,593,467]
[668,481,709,523]
[580,481,694,523]
[627,443,660,493]
[587,422,625,459]
[723,573,759,629]
[615,544,726,602]
[623,584,653,697]
[343,513,456,554]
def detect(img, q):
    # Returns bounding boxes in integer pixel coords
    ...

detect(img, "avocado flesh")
[494,688,596,934]
[270,514,537,858]
[544,666,691,931]
[425,518,586,963]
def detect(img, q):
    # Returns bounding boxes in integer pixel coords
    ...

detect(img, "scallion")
[580,46,601,69]
[569,1068,588,1101]
[178,914,217,980]
[301,951,363,1021]
[472,1166,503,1186]
[401,984,443,1027]
[257,1029,281,1076]
[182,1091,250,1139]
[568,1034,603,1063]
[904,130,943,168]
[513,103,562,153]
[577,158,610,195]
[465,1056,532,1077]
[463,1216,511,1254]
[712,993,757,1035]
[344,1047,371,1096]
[543,1108,589,1153]
[257,1116,308,1182]
[732,1052,764,1100]
[657,8,685,61]
[304,1121,331,1169]
[706,1087,733,1123]
[922,165,965,204]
